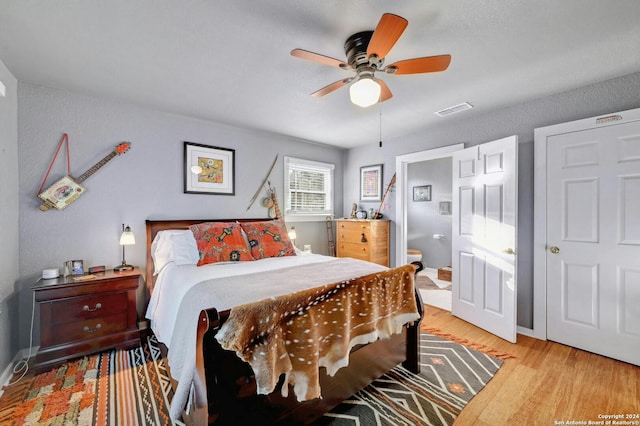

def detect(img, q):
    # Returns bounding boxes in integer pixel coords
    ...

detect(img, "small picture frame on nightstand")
[71,260,84,276]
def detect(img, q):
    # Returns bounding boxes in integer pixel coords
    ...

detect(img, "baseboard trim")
[0,346,39,397]
[517,326,538,339]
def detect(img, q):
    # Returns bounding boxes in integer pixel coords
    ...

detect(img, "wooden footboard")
[189,279,424,425]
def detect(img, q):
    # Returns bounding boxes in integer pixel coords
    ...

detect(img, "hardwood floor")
[422,305,640,425]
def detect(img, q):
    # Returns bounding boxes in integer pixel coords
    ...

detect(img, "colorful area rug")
[0,331,504,426]
[0,335,180,426]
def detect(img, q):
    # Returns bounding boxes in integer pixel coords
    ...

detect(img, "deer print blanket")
[215,263,420,401]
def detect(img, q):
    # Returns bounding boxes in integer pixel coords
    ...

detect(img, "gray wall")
[13,83,345,353]
[344,72,640,330]
[5,70,640,369]
[407,157,453,269]
[0,60,18,378]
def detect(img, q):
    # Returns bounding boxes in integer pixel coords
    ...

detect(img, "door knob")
[550,246,560,254]
[503,248,516,255]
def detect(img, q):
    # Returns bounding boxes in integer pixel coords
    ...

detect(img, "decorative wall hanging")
[184,142,235,195]
[360,164,383,201]
[372,173,396,219]
[37,133,131,211]
[413,185,432,202]
[246,154,278,211]
[439,201,452,215]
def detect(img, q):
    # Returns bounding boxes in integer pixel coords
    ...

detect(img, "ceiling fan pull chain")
[379,108,383,147]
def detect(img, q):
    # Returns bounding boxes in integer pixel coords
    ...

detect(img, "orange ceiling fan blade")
[367,13,408,59]
[311,78,353,97]
[385,54,452,75]
[291,48,348,68]
[376,79,393,103]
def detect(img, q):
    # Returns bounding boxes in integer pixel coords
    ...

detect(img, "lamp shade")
[119,226,136,246]
[349,77,381,108]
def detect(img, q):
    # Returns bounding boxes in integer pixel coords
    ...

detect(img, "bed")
[144,218,424,425]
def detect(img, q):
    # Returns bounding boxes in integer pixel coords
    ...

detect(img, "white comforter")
[146,253,351,346]
[145,253,386,419]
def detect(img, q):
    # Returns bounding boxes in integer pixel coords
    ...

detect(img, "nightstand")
[33,268,141,373]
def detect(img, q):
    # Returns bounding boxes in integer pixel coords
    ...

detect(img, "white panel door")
[546,120,640,366]
[452,136,518,343]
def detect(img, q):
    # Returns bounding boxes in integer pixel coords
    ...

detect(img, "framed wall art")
[360,164,383,202]
[184,142,235,195]
[439,201,452,215]
[413,185,432,202]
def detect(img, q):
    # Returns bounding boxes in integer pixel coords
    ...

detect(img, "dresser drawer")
[48,312,129,346]
[338,221,370,233]
[338,229,371,244]
[337,242,370,261]
[51,292,128,324]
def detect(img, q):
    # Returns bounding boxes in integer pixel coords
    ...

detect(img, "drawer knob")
[83,303,102,312]
[361,233,367,243]
[83,323,102,333]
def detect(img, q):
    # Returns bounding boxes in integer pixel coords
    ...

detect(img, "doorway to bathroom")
[395,144,463,312]
[407,156,454,311]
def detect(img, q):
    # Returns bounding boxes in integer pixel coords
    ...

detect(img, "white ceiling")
[1,1,639,148]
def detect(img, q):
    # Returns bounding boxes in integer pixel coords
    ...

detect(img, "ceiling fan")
[291,13,452,108]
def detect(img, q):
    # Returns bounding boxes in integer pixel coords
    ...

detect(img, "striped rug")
[0,334,181,426]
[316,332,504,425]
[0,332,505,425]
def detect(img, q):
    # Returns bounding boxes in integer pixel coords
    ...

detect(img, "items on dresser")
[335,219,390,267]
[33,269,141,372]
[63,259,84,276]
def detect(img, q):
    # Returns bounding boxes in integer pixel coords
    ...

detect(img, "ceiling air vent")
[435,102,473,117]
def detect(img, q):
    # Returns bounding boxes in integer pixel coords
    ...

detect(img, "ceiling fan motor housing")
[344,31,373,68]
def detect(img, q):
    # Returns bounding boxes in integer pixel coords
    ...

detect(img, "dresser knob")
[83,303,102,312]
[83,323,102,333]
[361,233,367,243]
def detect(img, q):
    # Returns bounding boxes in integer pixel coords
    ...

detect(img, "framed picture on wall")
[413,185,432,202]
[360,164,383,201]
[184,142,235,195]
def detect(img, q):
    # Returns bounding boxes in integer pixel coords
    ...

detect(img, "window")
[284,156,334,221]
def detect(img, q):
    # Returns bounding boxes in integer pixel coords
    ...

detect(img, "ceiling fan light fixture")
[349,77,381,108]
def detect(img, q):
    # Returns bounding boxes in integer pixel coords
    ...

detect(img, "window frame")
[284,156,335,222]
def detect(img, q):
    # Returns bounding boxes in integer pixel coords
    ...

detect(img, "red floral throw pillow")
[240,221,296,259]
[190,222,254,266]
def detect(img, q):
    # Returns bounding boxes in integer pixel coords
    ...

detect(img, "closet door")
[544,118,640,366]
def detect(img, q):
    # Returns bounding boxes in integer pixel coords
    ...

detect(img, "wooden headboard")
[145,218,272,294]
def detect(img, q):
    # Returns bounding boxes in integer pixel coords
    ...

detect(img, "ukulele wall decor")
[38,140,131,211]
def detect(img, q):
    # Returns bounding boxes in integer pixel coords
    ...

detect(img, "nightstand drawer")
[51,292,128,324]
[49,312,128,346]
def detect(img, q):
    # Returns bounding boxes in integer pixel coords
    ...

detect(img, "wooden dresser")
[33,269,141,372]
[335,219,390,266]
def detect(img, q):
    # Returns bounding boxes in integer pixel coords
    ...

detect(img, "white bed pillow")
[151,230,199,275]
